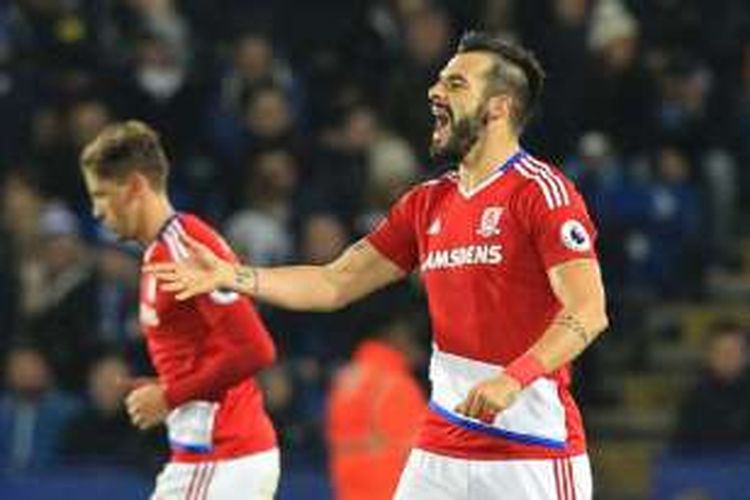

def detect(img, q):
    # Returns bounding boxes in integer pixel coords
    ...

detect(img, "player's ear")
[485,94,512,123]
[125,172,149,200]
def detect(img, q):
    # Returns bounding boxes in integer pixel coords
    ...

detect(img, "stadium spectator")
[0,345,80,471]
[326,315,426,500]
[0,169,48,344]
[22,203,97,391]
[259,362,324,456]
[61,353,162,472]
[224,148,298,265]
[638,146,703,298]
[277,213,356,362]
[385,5,453,167]
[89,238,143,372]
[672,322,750,451]
[522,0,589,161]
[584,0,656,156]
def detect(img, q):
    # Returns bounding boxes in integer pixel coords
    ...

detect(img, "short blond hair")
[80,120,169,189]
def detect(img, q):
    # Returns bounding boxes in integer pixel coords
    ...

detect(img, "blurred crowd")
[1,0,750,477]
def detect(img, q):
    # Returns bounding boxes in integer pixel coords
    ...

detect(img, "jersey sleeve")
[162,217,277,407]
[515,177,599,270]
[366,188,420,272]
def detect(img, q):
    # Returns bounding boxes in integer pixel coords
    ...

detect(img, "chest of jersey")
[417,182,534,279]
[139,250,200,339]
[139,271,161,328]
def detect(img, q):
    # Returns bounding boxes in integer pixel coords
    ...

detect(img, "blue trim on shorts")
[429,401,567,449]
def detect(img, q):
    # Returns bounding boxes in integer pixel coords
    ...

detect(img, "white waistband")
[167,401,219,453]
[429,347,567,446]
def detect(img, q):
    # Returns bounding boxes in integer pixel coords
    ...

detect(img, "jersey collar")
[457,150,525,199]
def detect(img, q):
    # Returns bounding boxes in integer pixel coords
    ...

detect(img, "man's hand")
[454,373,522,423]
[145,232,235,301]
[126,382,170,430]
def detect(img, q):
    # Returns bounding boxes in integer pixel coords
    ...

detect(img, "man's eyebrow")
[441,73,468,85]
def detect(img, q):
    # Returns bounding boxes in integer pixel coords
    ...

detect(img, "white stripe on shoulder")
[168,218,193,258]
[162,230,181,261]
[171,217,187,237]
[526,156,570,206]
[519,158,564,207]
[516,161,558,209]
[143,242,157,263]
[163,226,188,261]
[420,172,455,187]
[170,226,190,259]
[420,178,442,186]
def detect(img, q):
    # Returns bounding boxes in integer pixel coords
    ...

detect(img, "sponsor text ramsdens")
[421,244,503,271]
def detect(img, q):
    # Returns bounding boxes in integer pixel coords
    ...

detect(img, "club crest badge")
[477,206,504,238]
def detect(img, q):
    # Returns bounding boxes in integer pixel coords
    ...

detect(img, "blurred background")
[0,0,749,498]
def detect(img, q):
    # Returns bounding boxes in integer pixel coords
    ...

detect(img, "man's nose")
[428,83,446,105]
[428,82,441,102]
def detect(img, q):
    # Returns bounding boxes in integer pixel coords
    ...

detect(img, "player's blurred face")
[428,52,494,163]
[83,170,139,240]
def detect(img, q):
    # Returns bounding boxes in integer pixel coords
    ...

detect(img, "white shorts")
[394,449,592,500]
[151,448,280,500]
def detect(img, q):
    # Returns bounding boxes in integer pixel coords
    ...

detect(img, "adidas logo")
[427,218,441,235]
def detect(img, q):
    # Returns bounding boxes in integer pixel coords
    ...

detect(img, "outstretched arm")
[145,233,406,311]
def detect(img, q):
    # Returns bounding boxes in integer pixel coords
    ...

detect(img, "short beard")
[429,112,484,166]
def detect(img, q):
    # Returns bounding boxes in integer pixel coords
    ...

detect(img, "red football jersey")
[140,213,277,463]
[367,150,598,459]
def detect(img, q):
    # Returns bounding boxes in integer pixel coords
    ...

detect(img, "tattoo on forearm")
[236,266,258,295]
[554,314,590,346]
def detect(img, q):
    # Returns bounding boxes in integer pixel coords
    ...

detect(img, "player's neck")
[137,193,175,245]
[459,133,519,192]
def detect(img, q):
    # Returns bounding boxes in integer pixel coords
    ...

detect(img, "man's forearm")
[525,305,609,374]
[164,342,273,408]
[216,239,403,312]
[164,304,277,407]
[227,264,347,311]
